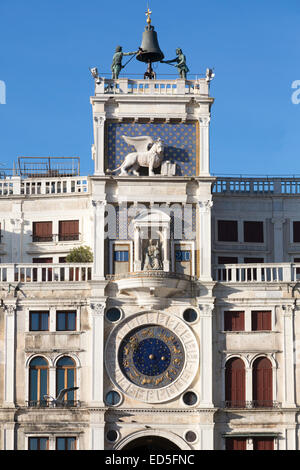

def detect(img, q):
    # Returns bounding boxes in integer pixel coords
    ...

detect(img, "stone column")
[272,217,286,262]
[3,422,15,450]
[10,204,23,263]
[93,200,106,280]
[282,304,296,408]
[198,116,211,176]
[134,226,141,271]
[93,116,106,175]
[91,302,106,407]
[162,226,170,272]
[198,304,214,408]
[197,200,213,281]
[4,304,16,407]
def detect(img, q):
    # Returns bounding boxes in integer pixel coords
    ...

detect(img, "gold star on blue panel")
[106,122,197,176]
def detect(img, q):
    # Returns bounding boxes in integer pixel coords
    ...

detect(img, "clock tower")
[89,15,215,450]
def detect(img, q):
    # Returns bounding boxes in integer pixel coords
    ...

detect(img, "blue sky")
[0,0,299,177]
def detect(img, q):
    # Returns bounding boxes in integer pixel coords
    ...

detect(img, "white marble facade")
[0,76,299,451]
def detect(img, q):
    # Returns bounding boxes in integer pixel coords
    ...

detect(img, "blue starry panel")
[106,122,198,176]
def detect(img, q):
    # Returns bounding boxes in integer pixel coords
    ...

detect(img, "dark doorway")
[121,436,181,451]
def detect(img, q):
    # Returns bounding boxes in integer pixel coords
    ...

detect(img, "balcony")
[32,233,80,243]
[95,77,209,97]
[106,270,197,300]
[223,400,282,409]
[213,263,300,283]
[213,176,300,196]
[26,400,81,408]
[0,263,92,283]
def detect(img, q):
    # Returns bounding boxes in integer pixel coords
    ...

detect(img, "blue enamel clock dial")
[118,325,185,389]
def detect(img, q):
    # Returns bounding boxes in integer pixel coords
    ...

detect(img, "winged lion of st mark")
[107,135,164,176]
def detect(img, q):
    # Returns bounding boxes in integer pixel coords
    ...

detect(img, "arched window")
[253,357,273,407]
[29,357,49,406]
[56,357,76,404]
[225,358,245,408]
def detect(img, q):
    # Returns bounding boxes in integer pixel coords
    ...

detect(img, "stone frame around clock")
[105,311,199,404]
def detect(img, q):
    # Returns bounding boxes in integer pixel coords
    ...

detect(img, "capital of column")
[271,217,286,226]
[91,303,106,316]
[199,304,214,317]
[92,199,107,209]
[199,116,211,127]
[282,303,295,317]
[94,115,106,127]
[197,199,213,213]
[5,303,17,316]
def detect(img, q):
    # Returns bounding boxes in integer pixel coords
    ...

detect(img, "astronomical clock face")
[118,325,185,389]
[105,312,199,404]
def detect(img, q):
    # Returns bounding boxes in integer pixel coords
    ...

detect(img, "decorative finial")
[146,6,152,27]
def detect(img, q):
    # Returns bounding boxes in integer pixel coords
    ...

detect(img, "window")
[293,222,300,242]
[183,308,198,323]
[218,256,238,264]
[252,311,271,331]
[225,438,247,450]
[29,311,49,331]
[112,244,130,275]
[175,244,192,275]
[105,390,122,406]
[56,357,76,405]
[182,391,198,406]
[29,357,49,406]
[224,311,245,331]
[244,257,264,263]
[225,358,246,408]
[218,220,238,242]
[59,220,79,241]
[32,222,53,242]
[114,251,129,262]
[252,357,273,407]
[28,437,49,450]
[56,311,76,331]
[175,250,190,262]
[56,437,77,450]
[253,437,274,450]
[244,221,264,243]
[32,257,53,282]
[106,307,122,322]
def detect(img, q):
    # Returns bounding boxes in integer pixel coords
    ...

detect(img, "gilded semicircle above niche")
[105,121,199,176]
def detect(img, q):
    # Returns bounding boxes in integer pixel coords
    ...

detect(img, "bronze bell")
[137,25,165,64]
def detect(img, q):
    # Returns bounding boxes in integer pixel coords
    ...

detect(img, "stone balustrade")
[95,77,209,96]
[213,263,300,283]
[0,176,89,196]
[0,263,92,283]
[213,177,300,195]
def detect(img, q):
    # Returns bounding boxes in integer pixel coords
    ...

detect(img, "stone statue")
[161,48,189,79]
[143,239,162,271]
[107,135,164,176]
[111,46,139,79]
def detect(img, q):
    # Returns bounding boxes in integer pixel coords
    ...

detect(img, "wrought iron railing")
[224,400,282,409]
[27,400,81,408]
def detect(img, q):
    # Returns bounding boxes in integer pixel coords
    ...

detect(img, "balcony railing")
[224,400,282,409]
[32,233,80,243]
[0,263,92,283]
[213,177,300,196]
[213,263,300,283]
[27,400,81,408]
[0,176,89,197]
[95,77,209,96]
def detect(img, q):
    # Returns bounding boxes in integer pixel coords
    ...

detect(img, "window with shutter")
[253,357,273,407]
[252,311,271,331]
[225,437,247,450]
[224,311,245,331]
[59,220,79,241]
[33,222,53,242]
[253,437,274,450]
[225,358,246,408]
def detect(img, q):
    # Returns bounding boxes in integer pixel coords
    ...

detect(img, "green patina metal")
[161,48,189,79]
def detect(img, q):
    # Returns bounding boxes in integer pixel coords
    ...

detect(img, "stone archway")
[121,436,181,451]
